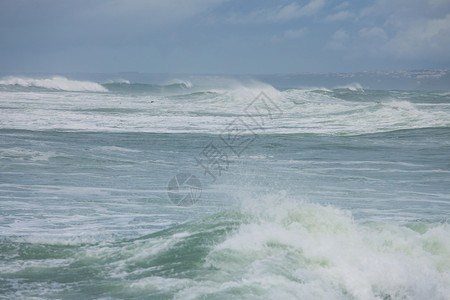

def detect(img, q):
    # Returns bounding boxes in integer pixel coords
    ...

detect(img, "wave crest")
[165,79,193,89]
[334,82,364,91]
[0,76,108,92]
[103,78,131,84]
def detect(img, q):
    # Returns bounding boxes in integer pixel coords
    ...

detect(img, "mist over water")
[1,74,449,299]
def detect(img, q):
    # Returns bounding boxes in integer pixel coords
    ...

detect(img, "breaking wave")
[3,196,449,299]
[334,82,365,92]
[0,76,108,92]
[1,77,449,134]
[165,79,193,89]
[103,78,131,84]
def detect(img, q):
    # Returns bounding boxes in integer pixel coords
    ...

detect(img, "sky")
[1,0,450,74]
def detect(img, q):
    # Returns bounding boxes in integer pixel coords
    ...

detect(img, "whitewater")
[0,75,449,299]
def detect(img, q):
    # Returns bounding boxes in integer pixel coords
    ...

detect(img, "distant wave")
[0,76,108,92]
[101,80,194,94]
[102,78,131,85]
[334,82,364,92]
[1,77,449,134]
[164,79,193,89]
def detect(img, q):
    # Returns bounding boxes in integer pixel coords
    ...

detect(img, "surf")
[0,76,108,92]
[2,196,448,299]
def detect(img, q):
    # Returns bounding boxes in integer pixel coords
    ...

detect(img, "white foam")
[0,147,57,161]
[103,78,131,84]
[334,82,364,92]
[1,81,449,134]
[197,196,450,299]
[0,76,108,92]
[210,79,283,103]
[114,195,450,299]
[96,146,141,153]
[165,79,193,88]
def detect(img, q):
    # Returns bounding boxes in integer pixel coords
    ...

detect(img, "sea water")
[0,75,449,299]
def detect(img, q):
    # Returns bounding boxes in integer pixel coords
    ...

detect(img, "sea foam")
[104,196,450,299]
[0,76,108,92]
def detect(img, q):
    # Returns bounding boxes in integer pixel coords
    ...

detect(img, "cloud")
[284,27,308,39]
[1,0,449,73]
[0,0,228,28]
[297,0,326,16]
[0,0,230,51]
[85,0,228,29]
[325,29,349,50]
[334,2,349,11]
[357,0,450,60]
[270,27,308,42]
[361,0,450,19]
[324,10,353,22]
[354,27,388,56]
[359,27,387,40]
[320,0,450,63]
[382,14,450,58]
[230,0,325,23]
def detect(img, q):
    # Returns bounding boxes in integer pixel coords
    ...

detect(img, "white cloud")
[382,14,450,58]
[357,0,450,59]
[324,10,353,22]
[334,2,349,11]
[354,27,388,56]
[230,0,325,23]
[284,27,308,39]
[276,2,307,21]
[325,29,349,50]
[359,27,387,40]
[298,0,326,16]
[360,0,450,23]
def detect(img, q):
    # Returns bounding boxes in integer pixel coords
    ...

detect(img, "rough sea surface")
[1,75,449,299]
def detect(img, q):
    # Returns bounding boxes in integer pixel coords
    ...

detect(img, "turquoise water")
[1,76,450,299]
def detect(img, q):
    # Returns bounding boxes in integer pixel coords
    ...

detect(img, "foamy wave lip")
[165,79,193,88]
[334,82,364,92]
[204,78,283,102]
[0,76,108,92]
[199,196,450,299]
[295,86,333,92]
[103,78,131,84]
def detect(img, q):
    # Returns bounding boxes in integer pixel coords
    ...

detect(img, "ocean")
[0,75,449,299]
